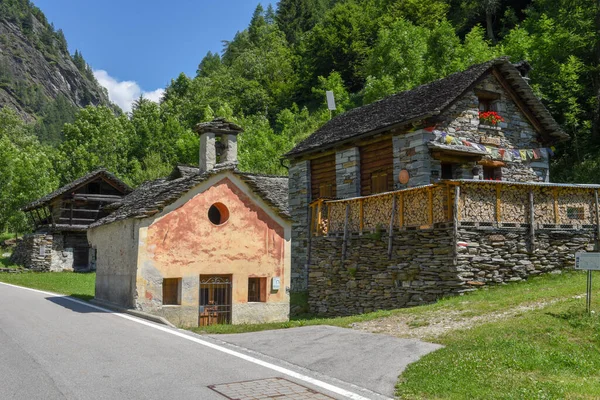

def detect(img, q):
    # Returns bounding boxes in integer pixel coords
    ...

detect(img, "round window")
[208,203,229,225]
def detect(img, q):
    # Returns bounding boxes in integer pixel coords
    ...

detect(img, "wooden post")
[428,187,434,225]
[341,203,350,262]
[496,185,502,223]
[453,185,460,261]
[309,204,315,236]
[327,201,332,236]
[529,189,535,252]
[316,200,323,236]
[553,188,559,224]
[359,199,364,234]
[454,185,461,223]
[35,208,44,225]
[306,204,312,268]
[595,190,600,251]
[399,192,404,228]
[388,195,397,259]
[446,184,452,221]
[26,212,35,227]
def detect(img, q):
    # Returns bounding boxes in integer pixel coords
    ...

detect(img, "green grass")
[0,272,96,300]
[396,299,600,399]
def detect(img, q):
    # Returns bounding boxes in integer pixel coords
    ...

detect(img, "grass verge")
[0,272,96,300]
[396,297,600,399]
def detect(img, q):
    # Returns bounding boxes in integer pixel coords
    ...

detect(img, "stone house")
[284,58,600,316]
[11,169,131,271]
[88,119,291,327]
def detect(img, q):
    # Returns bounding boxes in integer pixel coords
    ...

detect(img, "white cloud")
[94,70,165,113]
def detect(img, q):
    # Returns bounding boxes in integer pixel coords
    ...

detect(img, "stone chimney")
[194,118,243,172]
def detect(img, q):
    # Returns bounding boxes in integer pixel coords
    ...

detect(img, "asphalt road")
[0,283,440,400]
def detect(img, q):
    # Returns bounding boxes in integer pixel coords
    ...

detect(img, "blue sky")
[34,0,276,111]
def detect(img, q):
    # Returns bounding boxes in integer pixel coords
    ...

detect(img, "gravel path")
[350,296,582,340]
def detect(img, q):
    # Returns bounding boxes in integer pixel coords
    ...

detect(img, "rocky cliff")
[0,2,109,124]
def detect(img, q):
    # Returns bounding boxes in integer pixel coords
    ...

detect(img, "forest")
[1,0,599,234]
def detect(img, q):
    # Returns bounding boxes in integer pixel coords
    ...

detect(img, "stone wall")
[289,160,311,292]
[10,232,90,272]
[308,229,460,316]
[432,74,549,183]
[393,130,435,189]
[456,228,595,283]
[308,225,596,316]
[10,233,53,271]
[335,147,360,198]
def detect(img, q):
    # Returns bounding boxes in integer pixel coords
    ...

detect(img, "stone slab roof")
[285,58,568,158]
[22,169,131,212]
[91,166,289,228]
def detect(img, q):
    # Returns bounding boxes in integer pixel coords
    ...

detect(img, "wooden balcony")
[310,180,600,237]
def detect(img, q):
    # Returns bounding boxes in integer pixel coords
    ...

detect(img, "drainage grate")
[208,377,335,399]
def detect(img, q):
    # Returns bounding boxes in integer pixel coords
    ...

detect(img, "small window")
[371,172,389,194]
[208,203,229,225]
[319,183,333,198]
[441,163,455,180]
[248,277,267,302]
[567,207,584,220]
[163,278,181,305]
[483,167,502,181]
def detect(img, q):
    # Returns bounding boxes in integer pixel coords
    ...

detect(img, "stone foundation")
[308,225,596,316]
[10,232,91,272]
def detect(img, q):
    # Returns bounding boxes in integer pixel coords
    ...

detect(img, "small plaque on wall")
[480,136,502,146]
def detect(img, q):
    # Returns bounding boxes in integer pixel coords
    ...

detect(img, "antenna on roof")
[326,90,336,120]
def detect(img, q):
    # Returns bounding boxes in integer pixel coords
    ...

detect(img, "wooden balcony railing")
[310,180,600,237]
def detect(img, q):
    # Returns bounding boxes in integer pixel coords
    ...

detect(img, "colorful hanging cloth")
[520,150,528,160]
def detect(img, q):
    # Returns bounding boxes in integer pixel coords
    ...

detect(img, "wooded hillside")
[2,0,599,234]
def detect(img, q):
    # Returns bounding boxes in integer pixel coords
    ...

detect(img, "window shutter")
[319,183,333,198]
[371,172,388,194]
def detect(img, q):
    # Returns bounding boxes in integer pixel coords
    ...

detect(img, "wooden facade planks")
[360,138,394,196]
[310,154,336,200]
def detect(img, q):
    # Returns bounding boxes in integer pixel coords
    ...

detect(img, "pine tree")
[249,4,266,43]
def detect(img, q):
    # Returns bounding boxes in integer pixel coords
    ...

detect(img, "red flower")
[479,111,504,125]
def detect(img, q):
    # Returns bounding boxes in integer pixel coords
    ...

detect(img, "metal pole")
[587,270,592,315]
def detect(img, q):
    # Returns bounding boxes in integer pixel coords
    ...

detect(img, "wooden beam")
[316,200,323,237]
[446,185,452,221]
[327,201,332,236]
[309,204,315,236]
[341,203,350,262]
[399,192,404,228]
[428,187,434,225]
[529,189,535,252]
[359,199,364,234]
[59,208,100,213]
[431,152,483,163]
[35,209,44,225]
[496,185,502,223]
[453,185,460,261]
[455,185,461,222]
[595,190,600,251]
[388,195,397,259]
[70,201,74,226]
[553,188,559,224]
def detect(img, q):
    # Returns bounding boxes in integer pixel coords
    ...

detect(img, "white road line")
[0,282,389,400]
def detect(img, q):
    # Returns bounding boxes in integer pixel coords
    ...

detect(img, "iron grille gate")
[199,275,232,326]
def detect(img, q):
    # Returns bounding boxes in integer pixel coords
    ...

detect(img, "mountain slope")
[0,1,109,128]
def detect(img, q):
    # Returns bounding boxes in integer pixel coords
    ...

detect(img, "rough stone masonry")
[308,225,595,317]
